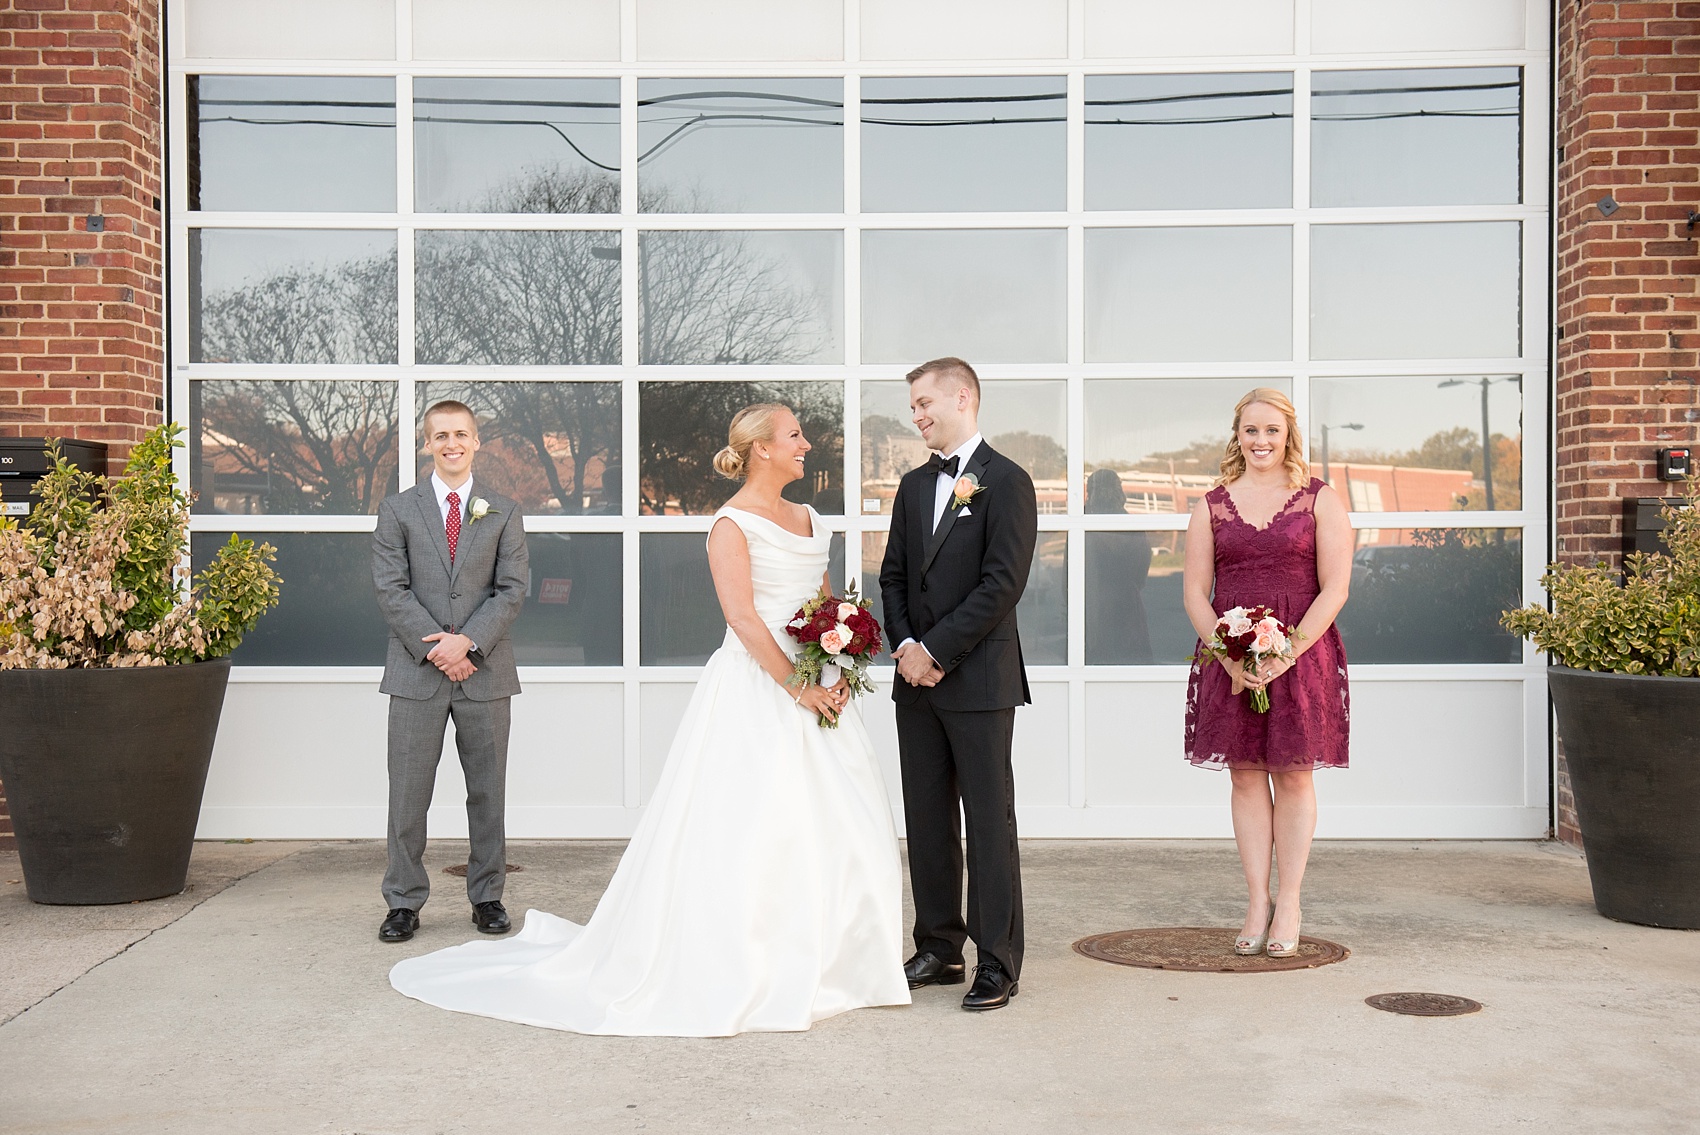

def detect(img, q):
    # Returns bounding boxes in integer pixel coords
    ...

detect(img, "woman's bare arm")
[1291,484,1353,655]
[1182,498,1246,694]
[708,517,798,689]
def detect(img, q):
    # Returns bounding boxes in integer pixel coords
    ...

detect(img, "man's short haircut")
[423,399,478,436]
[905,357,980,408]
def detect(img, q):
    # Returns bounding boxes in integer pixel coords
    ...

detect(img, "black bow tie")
[927,453,961,478]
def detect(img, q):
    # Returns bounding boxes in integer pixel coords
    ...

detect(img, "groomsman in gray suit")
[371,400,528,943]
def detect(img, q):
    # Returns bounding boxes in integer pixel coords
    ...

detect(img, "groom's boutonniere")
[468,497,493,523]
[951,473,986,511]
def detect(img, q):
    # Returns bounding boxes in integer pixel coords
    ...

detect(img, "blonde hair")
[1218,388,1309,488]
[713,403,791,480]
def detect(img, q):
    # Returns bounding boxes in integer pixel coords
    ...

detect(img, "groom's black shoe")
[472,900,511,934]
[903,951,966,989]
[379,908,419,943]
[961,963,1018,1011]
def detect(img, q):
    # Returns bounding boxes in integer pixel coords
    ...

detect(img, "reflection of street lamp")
[1438,376,1519,512]
[1318,422,1363,487]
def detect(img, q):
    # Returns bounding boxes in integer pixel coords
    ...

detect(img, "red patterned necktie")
[445,491,461,565]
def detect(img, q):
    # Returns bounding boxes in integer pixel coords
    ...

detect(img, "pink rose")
[820,624,851,655]
[1252,630,1276,654]
[954,476,976,500]
[836,602,859,622]
[1225,615,1254,637]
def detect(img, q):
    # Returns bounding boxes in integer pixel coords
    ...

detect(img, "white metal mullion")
[1065,62,1087,810]
[395,65,417,490]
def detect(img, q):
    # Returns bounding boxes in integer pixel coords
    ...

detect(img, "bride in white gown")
[390,404,911,1036]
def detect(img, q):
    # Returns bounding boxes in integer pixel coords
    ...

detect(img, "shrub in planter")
[0,424,280,903]
[1502,481,1699,927]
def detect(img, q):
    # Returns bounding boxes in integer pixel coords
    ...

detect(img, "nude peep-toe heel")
[1266,914,1302,958]
[1234,908,1275,956]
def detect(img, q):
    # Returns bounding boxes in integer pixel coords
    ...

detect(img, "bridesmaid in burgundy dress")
[1182,388,1352,958]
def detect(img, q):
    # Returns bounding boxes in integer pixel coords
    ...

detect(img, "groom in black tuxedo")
[879,357,1038,1011]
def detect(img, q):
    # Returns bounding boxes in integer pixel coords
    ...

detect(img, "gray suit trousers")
[382,683,511,911]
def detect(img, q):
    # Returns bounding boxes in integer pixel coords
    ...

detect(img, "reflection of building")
[1322,463,1473,514]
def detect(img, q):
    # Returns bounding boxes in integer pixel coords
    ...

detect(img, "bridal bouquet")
[784,584,883,728]
[1196,605,1300,714]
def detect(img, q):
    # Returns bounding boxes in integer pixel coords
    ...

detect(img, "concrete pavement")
[1,839,1695,1134]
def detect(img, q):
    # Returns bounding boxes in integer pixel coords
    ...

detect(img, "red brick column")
[0,0,164,851]
[1554,1,1700,846]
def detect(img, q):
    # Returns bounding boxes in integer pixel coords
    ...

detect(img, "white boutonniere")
[468,497,493,523]
[950,473,986,511]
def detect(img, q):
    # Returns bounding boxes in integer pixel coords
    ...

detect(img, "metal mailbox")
[0,437,110,518]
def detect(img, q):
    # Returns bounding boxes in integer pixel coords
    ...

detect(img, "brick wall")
[0,0,164,469]
[0,0,164,852]
[1554,1,1700,847]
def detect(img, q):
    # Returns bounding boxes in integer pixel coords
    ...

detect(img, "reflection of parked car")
[1350,544,1425,586]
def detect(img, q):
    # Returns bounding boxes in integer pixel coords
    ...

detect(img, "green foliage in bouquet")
[0,423,281,668]
[1502,478,1699,677]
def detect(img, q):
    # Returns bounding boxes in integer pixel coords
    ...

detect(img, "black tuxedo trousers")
[879,444,1038,979]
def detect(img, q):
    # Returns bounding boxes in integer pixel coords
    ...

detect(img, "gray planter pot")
[1548,666,1700,929]
[0,659,231,904]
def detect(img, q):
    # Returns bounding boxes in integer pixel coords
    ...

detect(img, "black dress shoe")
[961,963,1018,1011]
[379,908,419,943]
[472,900,511,934]
[903,951,966,989]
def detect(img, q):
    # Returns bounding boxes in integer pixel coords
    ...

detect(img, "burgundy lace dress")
[1183,478,1349,771]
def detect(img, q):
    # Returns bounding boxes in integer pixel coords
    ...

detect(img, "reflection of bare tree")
[640,382,843,515]
[639,230,833,365]
[196,252,398,365]
[191,381,398,514]
[420,381,621,515]
[991,430,1066,480]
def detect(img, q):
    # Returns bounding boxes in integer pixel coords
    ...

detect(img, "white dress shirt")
[429,471,477,650]
[930,432,983,532]
[901,432,984,665]
[430,470,474,527]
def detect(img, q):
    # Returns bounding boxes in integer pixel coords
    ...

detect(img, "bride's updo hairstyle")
[713,402,791,481]
[1218,387,1309,489]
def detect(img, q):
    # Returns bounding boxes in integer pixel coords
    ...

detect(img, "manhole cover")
[442,863,524,877]
[1365,992,1482,1017]
[1073,927,1349,973]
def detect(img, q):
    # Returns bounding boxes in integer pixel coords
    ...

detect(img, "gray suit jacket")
[372,484,528,702]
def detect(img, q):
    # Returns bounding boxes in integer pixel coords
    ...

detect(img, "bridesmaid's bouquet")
[784,584,883,728]
[1196,605,1300,714]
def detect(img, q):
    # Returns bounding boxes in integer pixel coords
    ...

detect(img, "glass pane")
[639,380,844,515]
[636,0,843,62]
[640,532,726,666]
[639,230,842,364]
[1086,530,1197,664]
[638,79,842,213]
[1310,223,1521,360]
[862,229,1065,364]
[1310,376,1523,511]
[1085,73,1292,211]
[862,76,1065,213]
[1084,379,1291,517]
[415,230,621,365]
[514,533,622,665]
[1336,528,1522,663]
[416,381,622,515]
[192,532,388,665]
[860,379,1066,516]
[862,0,1067,61]
[189,229,398,364]
[183,0,395,61]
[1312,68,1521,207]
[413,0,621,62]
[190,76,395,212]
[859,530,1067,665]
[190,381,398,515]
[414,78,619,213]
[1086,227,1292,362]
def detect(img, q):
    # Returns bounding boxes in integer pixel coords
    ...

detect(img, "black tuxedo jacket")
[879,442,1038,711]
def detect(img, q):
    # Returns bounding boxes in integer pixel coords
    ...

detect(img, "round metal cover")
[1072,927,1349,973]
[1365,992,1482,1017]
[442,863,524,877]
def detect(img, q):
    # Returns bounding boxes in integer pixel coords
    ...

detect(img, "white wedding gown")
[390,505,911,1036]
